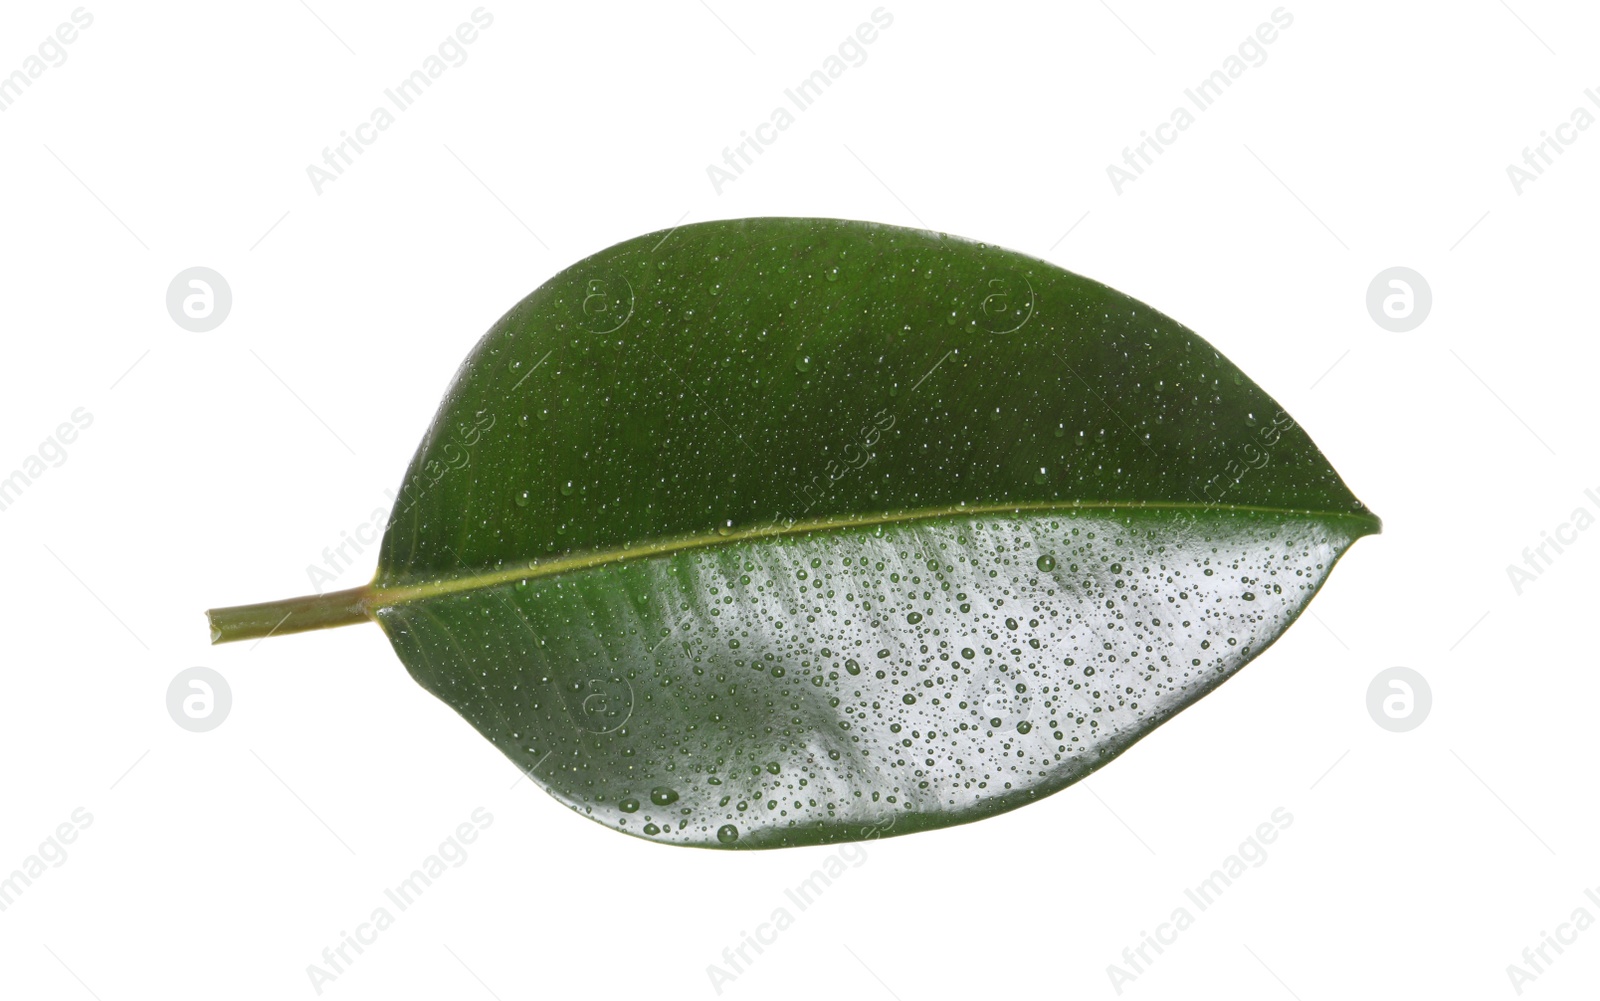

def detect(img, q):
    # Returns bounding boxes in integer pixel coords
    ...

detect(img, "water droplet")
[906,612,922,625]
[1034,467,1049,484]
[795,355,812,372]
[619,797,640,813]
[650,786,679,806]
[717,824,740,844]
[844,659,861,675]
[1016,721,1033,734]
[1036,554,1056,572]
[560,481,575,496]
[514,489,531,507]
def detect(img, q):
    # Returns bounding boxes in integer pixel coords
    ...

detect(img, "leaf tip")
[1355,503,1383,538]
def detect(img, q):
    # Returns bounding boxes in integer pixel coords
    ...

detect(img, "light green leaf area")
[382,507,1366,848]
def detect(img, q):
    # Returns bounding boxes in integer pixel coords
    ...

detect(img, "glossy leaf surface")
[220,218,1380,849]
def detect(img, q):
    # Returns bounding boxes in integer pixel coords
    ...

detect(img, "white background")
[1,1,1596,998]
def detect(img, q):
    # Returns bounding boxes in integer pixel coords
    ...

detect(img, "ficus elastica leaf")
[209,217,1379,849]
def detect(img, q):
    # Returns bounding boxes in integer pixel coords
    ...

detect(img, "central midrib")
[370,498,1380,610]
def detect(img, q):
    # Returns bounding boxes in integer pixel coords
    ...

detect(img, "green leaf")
[209,217,1379,849]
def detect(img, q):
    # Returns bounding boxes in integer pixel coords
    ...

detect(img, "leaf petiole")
[207,586,372,644]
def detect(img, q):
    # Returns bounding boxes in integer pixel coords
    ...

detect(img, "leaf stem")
[207,586,373,644]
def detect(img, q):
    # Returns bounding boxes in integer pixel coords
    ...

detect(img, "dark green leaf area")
[377,218,1370,587]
